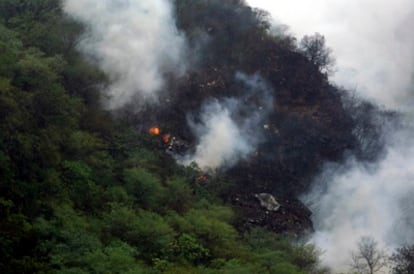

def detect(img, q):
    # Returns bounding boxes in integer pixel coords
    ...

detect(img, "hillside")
[0,0,388,273]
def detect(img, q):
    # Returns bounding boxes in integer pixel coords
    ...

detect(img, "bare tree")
[299,32,335,75]
[350,236,388,274]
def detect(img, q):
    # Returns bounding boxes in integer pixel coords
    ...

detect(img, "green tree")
[62,161,104,210]
[103,204,175,260]
[123,167,165,209]
[163,177,194,213]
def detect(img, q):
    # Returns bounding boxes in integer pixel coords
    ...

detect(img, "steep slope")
[123,0,366,234]
[0,0,389,273]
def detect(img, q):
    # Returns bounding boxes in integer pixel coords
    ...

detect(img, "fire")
[196,175,208,183]
[148,127,160,135]
[162,134,170,144]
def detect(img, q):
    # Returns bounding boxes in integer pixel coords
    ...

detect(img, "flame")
[196,175,208,182]
[162,134,170,144]
[149,127,160,135]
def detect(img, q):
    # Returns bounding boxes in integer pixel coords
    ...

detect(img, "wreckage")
[148,126,189,155]
[255,193,280,212]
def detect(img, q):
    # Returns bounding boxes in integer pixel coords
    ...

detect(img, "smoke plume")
[248,0,414,271]
[247,0,414,109]
[179,73,273,170]
[303,124,414,270]
[63,0,188,109]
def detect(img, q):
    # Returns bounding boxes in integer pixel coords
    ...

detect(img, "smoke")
[181,101,251,170]
[179,73,273,170]
[247,0,414,109]
[302,122,414,271]
[247,0,414,271]
[63,0,188,109]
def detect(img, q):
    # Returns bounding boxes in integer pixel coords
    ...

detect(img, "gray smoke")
[63,0,188,109]
[247,0,414,109]
[179,73,273,170]
[248,0,414,272]
[303,124,414,270]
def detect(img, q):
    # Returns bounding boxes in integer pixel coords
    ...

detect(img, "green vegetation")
[0,1,330,273]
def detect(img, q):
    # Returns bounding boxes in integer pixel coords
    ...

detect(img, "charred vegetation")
[114,0,390,234]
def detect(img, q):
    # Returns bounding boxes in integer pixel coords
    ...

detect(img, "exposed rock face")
[255,193,280,211]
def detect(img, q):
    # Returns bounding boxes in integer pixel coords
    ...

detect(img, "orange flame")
[162,134,170,144]
[149,127,160,135]
[196,175,208,182]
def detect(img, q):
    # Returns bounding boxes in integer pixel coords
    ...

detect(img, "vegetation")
[350,237,388,274]
[0,0,400,273]
[299,33,335,75]
[391,245,414,274]
[0,0,332,273]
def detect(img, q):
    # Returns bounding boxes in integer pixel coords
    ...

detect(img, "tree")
[299,33,335,74]
[390,245,414,274]
[350,236,388,274]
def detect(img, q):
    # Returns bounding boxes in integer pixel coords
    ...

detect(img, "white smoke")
[247,0,414,272]
[180,73,273,170]
[63,0,188,109]
[303,126,414,271]
[181,101,252,170]
[247,0,414,109]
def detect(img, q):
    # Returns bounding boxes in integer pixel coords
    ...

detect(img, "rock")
[255,193,280,212]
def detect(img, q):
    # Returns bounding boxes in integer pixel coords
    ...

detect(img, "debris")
[162,134,170,144]
[255,193,280,212]
[166,136,189,155]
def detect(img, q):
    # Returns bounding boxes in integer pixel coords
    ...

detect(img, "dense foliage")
[0,0,333,273]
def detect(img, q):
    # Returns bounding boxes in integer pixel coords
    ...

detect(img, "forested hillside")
[0,0,389,273]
